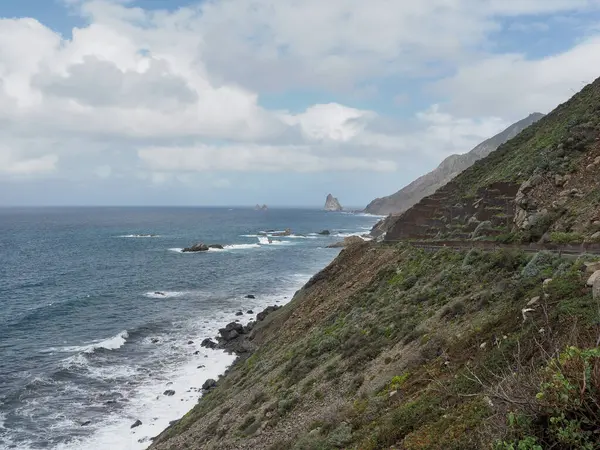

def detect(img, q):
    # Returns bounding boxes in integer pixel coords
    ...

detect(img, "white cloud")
[282,103,375,142]
[0,0,599,201]
[138,144,397,173]
[435,36,600,117]
[0,146,58,176]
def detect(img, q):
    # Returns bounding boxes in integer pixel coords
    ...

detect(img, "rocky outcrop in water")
[324,194,343,211]
[182,243,224,252]
[181,243,209,252]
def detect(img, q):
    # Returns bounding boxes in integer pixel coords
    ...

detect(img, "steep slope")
[148,79,600,450]
[150,241,600,450]
[365,113,544,216]
[385,77,600,244]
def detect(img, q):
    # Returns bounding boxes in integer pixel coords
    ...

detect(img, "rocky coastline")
[147,302,283,445]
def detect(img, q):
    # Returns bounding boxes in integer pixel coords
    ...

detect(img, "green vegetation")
[150,242,600,450]
[549,231,585,244]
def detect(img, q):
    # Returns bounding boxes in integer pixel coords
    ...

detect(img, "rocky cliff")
[384,77,600,245]
[148,78,600,450]
[324,194,343,211]
[364,113,544,216]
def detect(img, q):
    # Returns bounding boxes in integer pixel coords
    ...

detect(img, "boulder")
[201,338,217,349]
[81,420,92,427]
[256,305,281,322]
[131,420,142,429]
[318,230,331,235]
[202,379,217,391]
[235,311,244,316]
[182,243,209,253]
[187,340,194,345]
[209,244,224,250]
[163,390,175,396]
[219,322,245,341]
[594,277,600,300]
[587,270,600,287]
[246,310,254,314]
[151,338,160,344]
[584,261,600,273]
[245,294,256,299]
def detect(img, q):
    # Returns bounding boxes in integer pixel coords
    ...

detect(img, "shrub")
[326,422,353,448]
[441,301,466,319]
[549,232,585,244]
[521,251,560,279]
[499,346,600,449]
[278,395,299,416]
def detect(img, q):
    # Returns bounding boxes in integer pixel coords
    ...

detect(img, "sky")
[1,0,600,207]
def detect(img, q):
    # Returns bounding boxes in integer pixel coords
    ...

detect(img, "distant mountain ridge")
[364,113,545,215]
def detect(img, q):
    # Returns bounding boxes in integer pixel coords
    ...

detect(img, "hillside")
[148,78,600,450]
[384,76,600,244]
[364,113,544,216]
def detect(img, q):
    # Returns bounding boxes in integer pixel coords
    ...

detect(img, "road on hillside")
[381,240,600,256]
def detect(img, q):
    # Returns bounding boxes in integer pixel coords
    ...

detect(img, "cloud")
[282,103,375,142]
[0,146,58,176]
[138,144,398,173]
[34,56,198,108]
[1,0,600,207]
[434,36,600,117]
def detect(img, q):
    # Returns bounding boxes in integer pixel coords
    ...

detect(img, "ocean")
[0,207,380,450]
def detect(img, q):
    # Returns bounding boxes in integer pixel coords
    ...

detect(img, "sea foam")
[52,330,129,354]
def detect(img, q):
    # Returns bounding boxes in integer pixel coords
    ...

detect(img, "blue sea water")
[0,207,379,450]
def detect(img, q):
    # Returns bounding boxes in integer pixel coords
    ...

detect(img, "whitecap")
[52,330,129,354]
[257,236,292,246]
[223,243,261,250]
[117,234,160,238]
[333,231,369,238]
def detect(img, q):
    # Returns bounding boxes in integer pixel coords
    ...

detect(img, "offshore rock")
[324,194,343,211]
[181,243,209,253]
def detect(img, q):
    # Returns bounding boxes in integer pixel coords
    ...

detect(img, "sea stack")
[324,194,343,212]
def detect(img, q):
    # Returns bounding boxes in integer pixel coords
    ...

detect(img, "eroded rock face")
[514,175,545,230]
[324,194,343,211]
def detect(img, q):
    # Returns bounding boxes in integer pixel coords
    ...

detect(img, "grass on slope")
[153,244,600,450]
